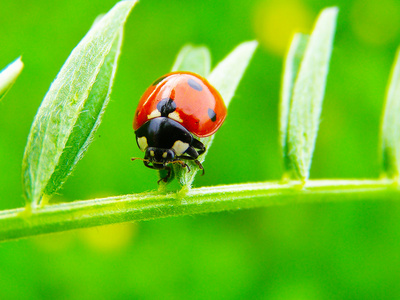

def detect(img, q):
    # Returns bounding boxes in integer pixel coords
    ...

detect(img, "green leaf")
[22,0,136,207]
[380,47,400,181]
[157,45,212,186]
[172,40,258,190]
[286,7,338,181]
[171,45,211,77]
[280,33,309,175]
[0,57,24,102]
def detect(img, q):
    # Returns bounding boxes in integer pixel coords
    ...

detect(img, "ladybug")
[132,71,227,183]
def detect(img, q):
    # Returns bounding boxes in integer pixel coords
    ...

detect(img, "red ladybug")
[133,71,227,182]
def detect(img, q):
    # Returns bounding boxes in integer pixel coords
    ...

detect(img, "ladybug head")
[144,147,175,166]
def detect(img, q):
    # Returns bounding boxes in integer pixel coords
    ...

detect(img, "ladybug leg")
[193,159,205,175]
[178,157,205,176]
[157,166,172,184]
[179,150,205,176]
[144,160,157,170]
[191,138,206,155]
[185,146,200,159]
[172,160,191,173]
[181,158,204,176]
[142,161,171,183]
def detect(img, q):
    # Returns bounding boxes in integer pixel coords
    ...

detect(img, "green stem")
[0,179,398,242]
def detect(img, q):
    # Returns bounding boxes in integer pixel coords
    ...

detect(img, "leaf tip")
[14,56,24,69]
[318,6,339,21]
[119,0,138,9]
[239,40,259,55]
[0,56,24,81]
[0,56,24,101]
[324,6,339,13]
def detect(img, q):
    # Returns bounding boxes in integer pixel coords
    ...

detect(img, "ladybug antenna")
[131,157,150,163]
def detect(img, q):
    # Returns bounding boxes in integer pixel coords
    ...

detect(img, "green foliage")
[0,57,23,102]
[280,33,309,176]
[381,47,400,181]
[21,0,136,207]
[283,7,338,181]
[1,2,400,298]
[0,4,397,243]
[158,45,212,186]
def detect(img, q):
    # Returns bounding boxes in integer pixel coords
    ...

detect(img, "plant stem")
[0,179,398,242]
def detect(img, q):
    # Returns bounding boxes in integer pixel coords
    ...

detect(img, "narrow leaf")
[0,57,24,102]
[171,45,211,77]
[286,7,338,181]
[173,41,258,189]
[280,33,309,174]
[157,45,212,186]
[380,47,400,181]
[22,0,136,207]
[45,30,124,196]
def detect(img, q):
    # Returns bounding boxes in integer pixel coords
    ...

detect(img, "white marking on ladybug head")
[137,136,148,151]
[147,109,161,119]
[172,140,189,156]
[150,150,155,157]
[162,152,168,158]
[168,111,183,123]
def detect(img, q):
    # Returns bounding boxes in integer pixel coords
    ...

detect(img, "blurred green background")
[1,0,400,299]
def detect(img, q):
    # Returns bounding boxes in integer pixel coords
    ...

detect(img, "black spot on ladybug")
[187,78,203,91]
[152,76,167,86]
[208,108,217,122]
[157,98,176,116]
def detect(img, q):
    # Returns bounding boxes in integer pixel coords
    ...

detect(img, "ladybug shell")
[133,71,227,138]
